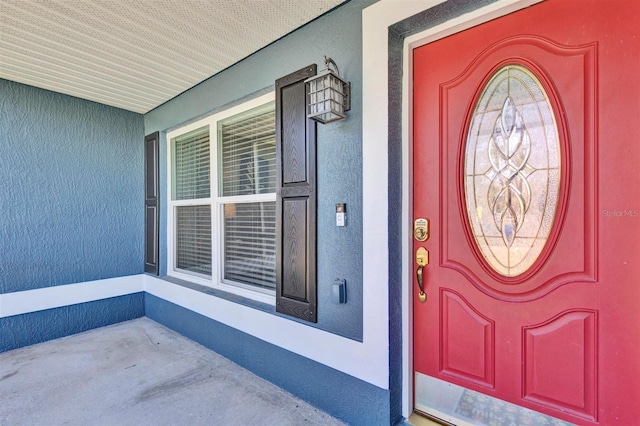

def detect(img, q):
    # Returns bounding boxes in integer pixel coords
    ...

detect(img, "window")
[167,93,276,302]
[172,126,212,277]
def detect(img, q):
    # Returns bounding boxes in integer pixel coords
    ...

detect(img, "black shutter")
[275,65,317,322]
[144,131,160,275]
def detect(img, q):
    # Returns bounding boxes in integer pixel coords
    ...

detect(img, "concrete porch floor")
[0,317,345,426]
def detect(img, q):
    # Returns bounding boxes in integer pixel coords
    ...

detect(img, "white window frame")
[166,92,277,305]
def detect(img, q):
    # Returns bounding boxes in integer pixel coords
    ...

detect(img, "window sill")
[158,275,276,315]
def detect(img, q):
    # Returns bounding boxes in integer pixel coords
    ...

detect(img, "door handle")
[416,247,429,303]
[416,264,426,303]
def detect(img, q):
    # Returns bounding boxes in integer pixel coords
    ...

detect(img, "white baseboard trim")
[0,275,145,318]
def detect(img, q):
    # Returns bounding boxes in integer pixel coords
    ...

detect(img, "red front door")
[412,1,640,425]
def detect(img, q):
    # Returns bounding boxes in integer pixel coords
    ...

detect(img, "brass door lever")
[415,247,429,303]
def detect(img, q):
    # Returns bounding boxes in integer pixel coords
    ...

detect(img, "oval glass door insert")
[464,64,560,277]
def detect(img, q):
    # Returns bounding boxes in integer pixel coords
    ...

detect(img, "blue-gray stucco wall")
[0,293,145,353]
[145,0,378,341]
[0,79,145,294]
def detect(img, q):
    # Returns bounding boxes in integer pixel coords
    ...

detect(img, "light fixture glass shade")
[305,57,350,124]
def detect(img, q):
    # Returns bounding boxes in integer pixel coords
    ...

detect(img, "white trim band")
[0,275,145,318]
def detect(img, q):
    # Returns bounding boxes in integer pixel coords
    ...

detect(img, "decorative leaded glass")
[464,65,560,277]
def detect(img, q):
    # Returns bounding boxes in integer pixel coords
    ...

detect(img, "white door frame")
[362,0,543,419]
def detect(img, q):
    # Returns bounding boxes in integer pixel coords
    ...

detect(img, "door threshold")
[407,411,453,426]
[415,373,575,426]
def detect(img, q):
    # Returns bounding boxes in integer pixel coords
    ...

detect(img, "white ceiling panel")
[0,0,346,113]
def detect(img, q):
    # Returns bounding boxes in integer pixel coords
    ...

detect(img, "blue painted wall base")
[0,293,145,353]
[145,293,391,425]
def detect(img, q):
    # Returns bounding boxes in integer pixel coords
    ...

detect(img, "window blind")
[176,205,212,276]
[219,105,276,197]
[173,126,210,200]
[169,100,277,292]
[223,201,276,289]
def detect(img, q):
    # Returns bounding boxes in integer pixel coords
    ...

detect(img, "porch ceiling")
[0,0,345,114]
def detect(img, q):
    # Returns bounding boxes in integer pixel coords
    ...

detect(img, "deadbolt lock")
[414,218,429,242]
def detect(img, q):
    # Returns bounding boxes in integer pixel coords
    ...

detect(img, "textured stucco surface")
[145,0,378,341]
[0,293,144,352]
[145,293,389,425]
[0,79,144,293]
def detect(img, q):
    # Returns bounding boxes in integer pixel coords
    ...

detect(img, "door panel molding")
[523,310,598,421]
[440,289,495,388]
[439,37,598,301]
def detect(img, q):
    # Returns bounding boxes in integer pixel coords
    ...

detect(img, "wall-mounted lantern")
[305,56,351,124]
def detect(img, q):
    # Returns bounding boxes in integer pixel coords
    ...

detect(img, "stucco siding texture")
[145,0,378,342]
[0,293,144,353]
[0,79,144,294]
